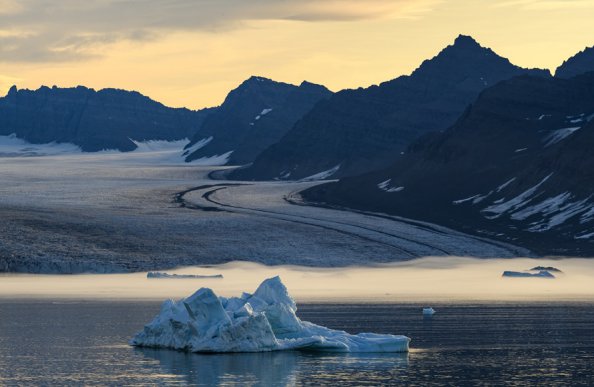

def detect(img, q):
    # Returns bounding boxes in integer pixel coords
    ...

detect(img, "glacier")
[130,276,410,353]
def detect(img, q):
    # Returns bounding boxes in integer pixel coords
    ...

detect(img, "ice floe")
[131,276,410,353]
[502,270,555,279]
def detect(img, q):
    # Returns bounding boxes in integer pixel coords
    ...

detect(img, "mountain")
[0,85,211,151]
[231,35,550,181]
[556,46,594,78]
[303,72,594,256]
[183,76,332,165]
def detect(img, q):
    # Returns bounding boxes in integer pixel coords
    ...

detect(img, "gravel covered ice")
[130,276,410,353]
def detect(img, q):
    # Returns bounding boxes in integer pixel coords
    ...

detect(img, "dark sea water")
[1,300,593,386]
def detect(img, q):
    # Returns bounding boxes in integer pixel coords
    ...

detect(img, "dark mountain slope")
[184,77,331,165]
[556,46,594,78]
[232,35,550,181]
[303,73,594,256]
[0,85,210,151]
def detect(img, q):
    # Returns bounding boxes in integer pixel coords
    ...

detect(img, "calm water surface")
[1,300,593,386]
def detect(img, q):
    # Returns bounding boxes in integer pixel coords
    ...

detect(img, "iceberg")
[502,270,555,279]
[423,307,436,316]
[147,272,223,279]
[130,276,410,353]
[529,266,562,273]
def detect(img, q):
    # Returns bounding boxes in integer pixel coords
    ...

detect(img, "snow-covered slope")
[304,72,594,256]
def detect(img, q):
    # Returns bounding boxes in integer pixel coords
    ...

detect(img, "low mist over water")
[2,258,593,302]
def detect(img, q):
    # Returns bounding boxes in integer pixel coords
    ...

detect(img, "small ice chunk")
[423,308,436,316]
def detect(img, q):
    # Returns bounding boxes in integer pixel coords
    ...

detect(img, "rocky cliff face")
[184,76,331,165]
[304,72,594,256]
[231,35,550,181]
[0,85,211,151]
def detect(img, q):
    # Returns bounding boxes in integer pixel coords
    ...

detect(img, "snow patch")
[526,197,591,232]
[510,192,572,221]
[575,232,594,240]
[299,165,341,181]
[254,108,273,121]
[191,151,234,166]
[497,177,516,192]
[130,276,410,353]
[543,127,581,147]
[482,174,553,219]
[377,179,404,193]
[453,194,481,205]
[128,138,202,164]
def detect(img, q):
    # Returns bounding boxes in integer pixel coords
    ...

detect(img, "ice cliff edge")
[130,276,410,353]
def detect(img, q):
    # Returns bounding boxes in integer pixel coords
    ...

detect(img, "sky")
[0,0,593,109]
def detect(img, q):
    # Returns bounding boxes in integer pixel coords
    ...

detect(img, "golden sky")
[0,0,593,109]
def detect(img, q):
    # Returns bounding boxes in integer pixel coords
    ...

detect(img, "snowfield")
[0,139,529,273]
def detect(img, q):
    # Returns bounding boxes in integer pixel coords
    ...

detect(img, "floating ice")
[422,308,436,316]
[529,266,562,273]
[147,272,223,279]
[131,276,410,353]
[502,270,555,279]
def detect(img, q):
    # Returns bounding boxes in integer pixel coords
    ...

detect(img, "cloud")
[0,0,439,63]
[493,0,594,10]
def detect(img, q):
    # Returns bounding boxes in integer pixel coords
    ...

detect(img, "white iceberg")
[130,276,410,353]
[422,307,436,316]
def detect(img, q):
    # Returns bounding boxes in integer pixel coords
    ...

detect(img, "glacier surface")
[130,276,410,353]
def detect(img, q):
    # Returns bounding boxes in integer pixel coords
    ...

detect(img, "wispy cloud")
[493,0,594,10]
[0,0,439,63]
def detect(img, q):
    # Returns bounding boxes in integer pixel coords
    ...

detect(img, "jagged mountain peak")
[556,46,594,79]
[453,34,481,47]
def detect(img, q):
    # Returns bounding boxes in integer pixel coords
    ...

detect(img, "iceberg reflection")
[137,348,408,386]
